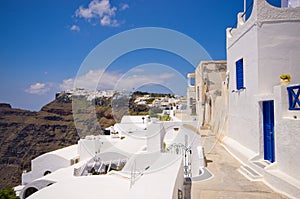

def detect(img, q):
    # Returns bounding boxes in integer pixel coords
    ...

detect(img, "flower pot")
[280,79,290,85]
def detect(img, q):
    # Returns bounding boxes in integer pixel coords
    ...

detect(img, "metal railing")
[166,143,192,178]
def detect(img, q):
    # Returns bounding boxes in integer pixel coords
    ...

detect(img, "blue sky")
[0,0,281,111]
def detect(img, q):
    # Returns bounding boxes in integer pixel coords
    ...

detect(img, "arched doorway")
[24,187,38,198]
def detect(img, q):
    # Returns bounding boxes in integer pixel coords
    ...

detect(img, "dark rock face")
[0,103,12,108]
[0,96,115,190]
[0,100,78,189]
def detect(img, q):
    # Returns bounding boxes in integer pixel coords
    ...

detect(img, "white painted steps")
[238,165,263,181]
[252,160,271,169]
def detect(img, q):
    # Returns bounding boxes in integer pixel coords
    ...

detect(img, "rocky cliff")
[0,94,115,189]
[0,91,167,189]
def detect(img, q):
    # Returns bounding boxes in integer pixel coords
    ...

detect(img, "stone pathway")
[191,138,289,199]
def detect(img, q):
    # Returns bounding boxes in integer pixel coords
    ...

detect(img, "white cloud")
[75,0,123,27]
[114,73,176,91]
[70,25,80,31]
[120,4,129,11]
[59,69,176,92]
[76,6,93,19]
[131,68,145,73]
[59,69,122,91]
[25,83,50,95]
[100,15,119,27]
[60,78,75,91]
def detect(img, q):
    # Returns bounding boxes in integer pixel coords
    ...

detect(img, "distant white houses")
[55,89,117,101]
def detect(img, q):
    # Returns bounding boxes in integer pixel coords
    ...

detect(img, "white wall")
[225,1,300,197]
[195,66,203,122]
[226,0,300,157]
[227,24,260,154]
[194,61,227,129]
[172,162,184,199]
[258,22,300,94]
[274,85,300,179]
[22,154,70,185]
[187,73,196,115]
[289,0,300,7]
[147,122,164,153]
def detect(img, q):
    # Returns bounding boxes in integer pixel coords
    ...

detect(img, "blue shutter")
[236,59,244,90]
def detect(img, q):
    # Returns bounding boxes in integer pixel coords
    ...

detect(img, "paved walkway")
[191,134,289,199]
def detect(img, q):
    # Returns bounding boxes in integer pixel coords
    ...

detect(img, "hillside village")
[57,88,184,117]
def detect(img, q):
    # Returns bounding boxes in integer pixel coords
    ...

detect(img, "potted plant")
[280,74,291,85]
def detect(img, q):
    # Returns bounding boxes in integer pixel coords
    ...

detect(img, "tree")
[0,188,20,199]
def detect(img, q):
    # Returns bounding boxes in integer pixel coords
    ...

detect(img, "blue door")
[263,101,275,163]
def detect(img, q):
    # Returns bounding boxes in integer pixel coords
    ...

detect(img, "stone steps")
[238,165,263,181]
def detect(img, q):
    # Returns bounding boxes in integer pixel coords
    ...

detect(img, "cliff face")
[0,91,164,189]
[0,99,78,189]
[0,95,116,189]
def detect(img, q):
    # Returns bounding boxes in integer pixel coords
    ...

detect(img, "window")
[236,58,244,90]
[24,187,38,198]
[71,157,80,165]
[178,189,183,199]
[197,86,200,101]
[287,85,300,110]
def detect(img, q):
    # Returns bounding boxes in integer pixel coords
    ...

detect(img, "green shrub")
[163,142,166,149]
[0,188,20,199]
[159,115,171,121]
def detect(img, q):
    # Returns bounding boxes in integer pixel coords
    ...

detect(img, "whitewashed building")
[19,115,206,199]
[223,0,300,198]
[187,73,196,116]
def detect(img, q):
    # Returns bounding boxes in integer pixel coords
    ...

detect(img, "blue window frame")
[287,85,300,110]
[236,58,244,90]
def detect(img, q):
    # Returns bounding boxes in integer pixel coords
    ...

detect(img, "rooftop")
[47,145,78,160]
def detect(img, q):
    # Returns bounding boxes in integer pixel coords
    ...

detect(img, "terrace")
[74,152,128,176]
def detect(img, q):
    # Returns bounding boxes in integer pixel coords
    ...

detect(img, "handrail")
[165,143,192,177]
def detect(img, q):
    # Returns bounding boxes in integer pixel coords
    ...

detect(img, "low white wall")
[274,85,300,180]
[147,123,164,153]
[22,154,70,185]
[227,23,260,154]
[20,179,56,199]
[172,161,184,199]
